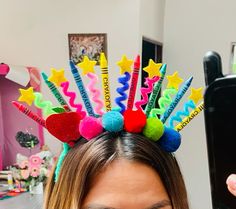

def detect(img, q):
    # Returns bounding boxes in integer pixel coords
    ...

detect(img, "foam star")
[188,87,203,105]
[77,56,96,75]
[48,68,67,87]
[18,87,35,106]
[116,55,133,74]
[143,59,161,78]
[166,71,183,90]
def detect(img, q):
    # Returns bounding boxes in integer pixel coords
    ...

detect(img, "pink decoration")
[87,73,104,115]
[135,76,159,111]
[21,169,30,179]
[19,160,29,169]
[30,166,40,177]
[79,116,103,140]
[27,67,41,90]
[29,155,42,167]
[0,64,9,75]
[61,81,86,119]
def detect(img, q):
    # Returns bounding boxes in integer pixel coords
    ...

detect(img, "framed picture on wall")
[68,33,107,65]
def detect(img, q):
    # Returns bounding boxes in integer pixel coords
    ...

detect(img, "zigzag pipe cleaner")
[168,87,203,130]
[87,72,104,116]
[149,71,184,118]
[77,56,104,116]
[149,88,177,117]
[60,81,86,119]
[115,72,131,113]
[135,76,159,111]
[175,102,204,132]
[168,100,196,129]
[160,76,193,123]
[145,64,166,117]
[33,92,56,116]
[115,55,133,113]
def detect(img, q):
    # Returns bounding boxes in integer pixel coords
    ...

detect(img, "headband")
[13,53,204,181]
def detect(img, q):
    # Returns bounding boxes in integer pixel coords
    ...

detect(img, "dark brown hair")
[44,132,189,209]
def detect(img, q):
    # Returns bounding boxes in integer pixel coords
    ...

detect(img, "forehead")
[82,159,171,209]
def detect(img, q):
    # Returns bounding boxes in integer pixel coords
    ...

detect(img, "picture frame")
[68,33,107,65]
[230,42,236,74]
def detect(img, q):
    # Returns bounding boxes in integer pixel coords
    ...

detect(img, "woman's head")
[44,132,189,209]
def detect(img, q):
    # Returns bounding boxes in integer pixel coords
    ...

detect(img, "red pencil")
[12,101,46,128]
[127,55,141,110]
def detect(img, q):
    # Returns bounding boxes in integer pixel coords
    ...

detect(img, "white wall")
[163,1,236,208]
[140,0,165,43]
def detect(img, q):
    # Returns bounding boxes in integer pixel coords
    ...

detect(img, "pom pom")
[79,116,103,140]
[123,109,146,133]
[158,127,181,152]
[143,118,164,141]
[102,111,124,132]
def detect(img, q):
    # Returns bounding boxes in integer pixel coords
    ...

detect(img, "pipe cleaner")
[115,72,131,113]
[168,100,196,129]
[135,76,159,111]
[33,92,55,116]
[60,81,86,119]
[54,143,71,182]
[87,72,104,115]
[149,88,177,117]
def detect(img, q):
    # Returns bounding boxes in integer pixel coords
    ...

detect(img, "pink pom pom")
[79,116,103,140]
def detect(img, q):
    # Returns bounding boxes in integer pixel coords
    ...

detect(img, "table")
[0,192,43,209]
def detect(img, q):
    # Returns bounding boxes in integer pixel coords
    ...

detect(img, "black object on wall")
[204,51,236,209]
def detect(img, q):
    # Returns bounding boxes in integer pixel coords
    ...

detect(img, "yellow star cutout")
[48,68,67,87]
[143,59,161,78]
[18,87,35,106]
[188,87,203,105]
[167,71,184,90]
[77,56,96,75]
[116,55,133,74]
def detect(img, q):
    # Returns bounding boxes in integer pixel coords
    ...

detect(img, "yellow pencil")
[175,102,204,132]
[100,53,111,112]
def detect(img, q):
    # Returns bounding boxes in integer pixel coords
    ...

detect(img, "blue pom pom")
[102,111,124,132]
[158,127,181,152]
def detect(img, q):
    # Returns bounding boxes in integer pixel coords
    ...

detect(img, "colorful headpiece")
[13,53,204,181]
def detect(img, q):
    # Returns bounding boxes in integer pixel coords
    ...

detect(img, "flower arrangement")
[10,154,54,190]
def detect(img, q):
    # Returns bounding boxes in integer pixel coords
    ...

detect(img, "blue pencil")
[160,76,193,123]
[145,64,166,117]
[69,60,96,117]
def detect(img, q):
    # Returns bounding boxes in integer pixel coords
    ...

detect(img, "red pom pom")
[46,112,81,147]
[123,109,146,133]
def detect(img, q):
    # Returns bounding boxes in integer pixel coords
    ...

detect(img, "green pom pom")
[143,118,164,141]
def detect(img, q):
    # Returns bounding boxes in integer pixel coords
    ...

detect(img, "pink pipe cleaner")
[87,73,104,115]
[61,81,86,119]
[135,76,159,111]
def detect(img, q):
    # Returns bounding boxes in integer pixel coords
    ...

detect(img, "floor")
[0,193,43,209]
